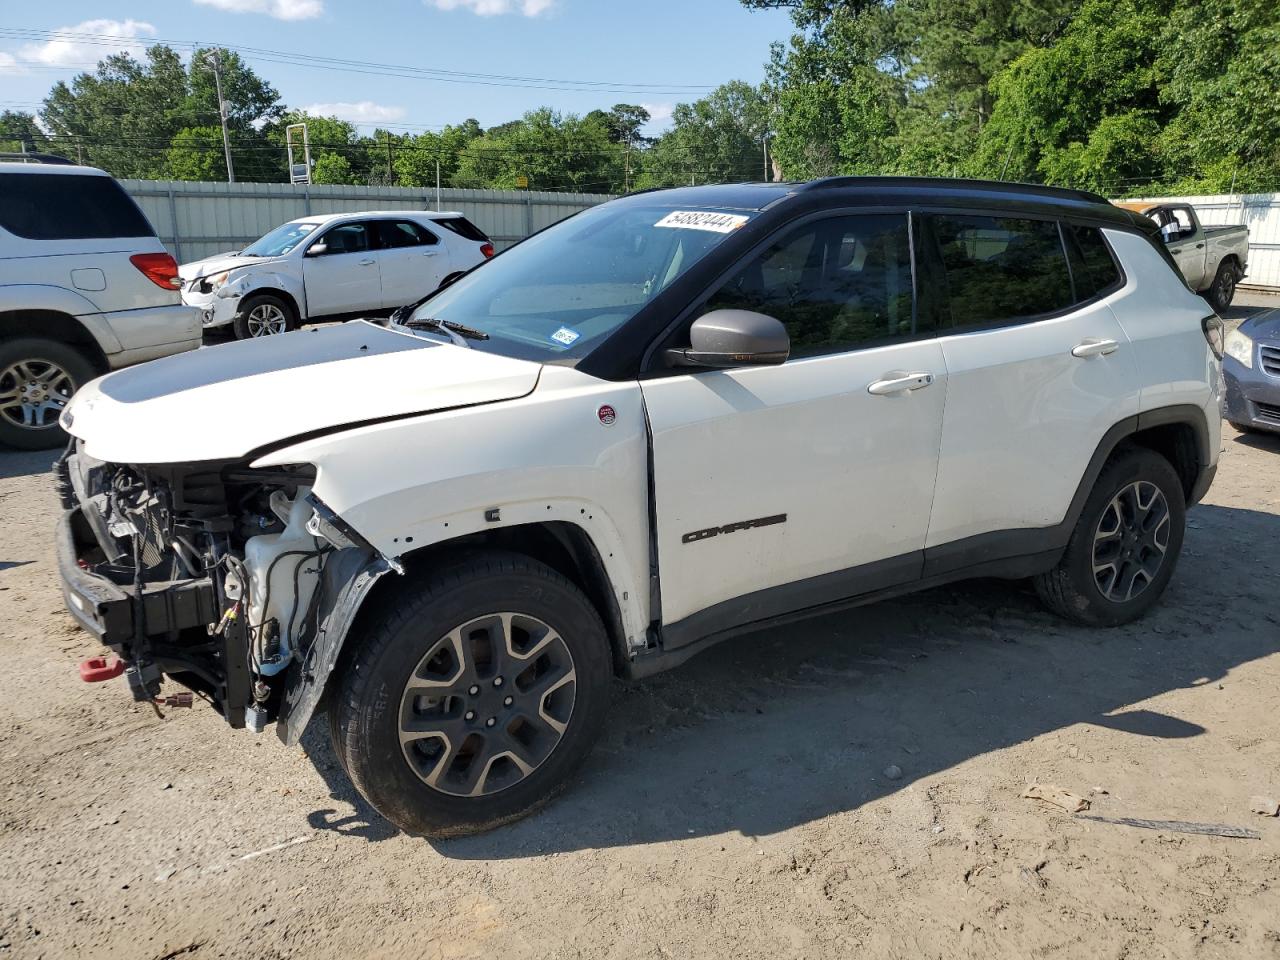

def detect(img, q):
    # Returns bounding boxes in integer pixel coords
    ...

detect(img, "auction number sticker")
[655,211,751,233]
[550,326,581,347]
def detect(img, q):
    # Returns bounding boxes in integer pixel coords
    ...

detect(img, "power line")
[0,27,718,95]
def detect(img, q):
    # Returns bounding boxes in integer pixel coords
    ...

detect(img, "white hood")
[178,252,287,281]
[65,321,542,463]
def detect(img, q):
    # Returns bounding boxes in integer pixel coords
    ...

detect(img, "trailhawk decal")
[682,513,787,544]
[655,211,751,234]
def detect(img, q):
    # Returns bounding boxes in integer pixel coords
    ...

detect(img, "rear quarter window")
[1063,224,1123,300]
[0,173,154,240]
[431,216,489,243]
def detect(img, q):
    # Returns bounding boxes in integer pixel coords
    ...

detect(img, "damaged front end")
[54,444,393,743]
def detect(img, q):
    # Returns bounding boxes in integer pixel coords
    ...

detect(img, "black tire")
[329,551,612,836]
[0,338,96,450]
[1206,259,1238,313]
[231,293,297,340]
[1034,445,1186,627]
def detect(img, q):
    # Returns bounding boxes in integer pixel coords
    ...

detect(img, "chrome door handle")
[359,258,376,266]
[867,372,934,396]
[421,250,438,257]
[1071,338,1120,358]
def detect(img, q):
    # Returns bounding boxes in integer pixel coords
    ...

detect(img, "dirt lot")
[2,315,1279,959]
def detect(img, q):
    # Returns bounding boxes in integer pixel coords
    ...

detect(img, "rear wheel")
[1206,260,1238,312]
[0,338,96,450]
[1035,446,1186,626]
[232,293,296,339]
[329,552,612,836]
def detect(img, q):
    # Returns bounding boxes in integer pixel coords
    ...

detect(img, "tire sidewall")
[0,338,96,450]
[337,562,612,836]
[1063,448,1187,626]
[232,294,296,340]
[1208,262,1235,312]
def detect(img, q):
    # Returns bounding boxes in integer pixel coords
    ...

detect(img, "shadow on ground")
[292,503,1280,856]
[0,448,58,481]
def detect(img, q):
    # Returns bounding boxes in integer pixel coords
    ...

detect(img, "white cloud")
[425,0,555,17]
[15,19,157,69]
[0,52,25,75]
[192,0,324,19]
[301,101,407,124]
[641,102,674,131]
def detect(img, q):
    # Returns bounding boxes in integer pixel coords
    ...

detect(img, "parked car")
[179,211,495,339]
[0,161,199,449]
[55,177,1222,836]
[1115,201,1249,311]
[1222,307,1280,434]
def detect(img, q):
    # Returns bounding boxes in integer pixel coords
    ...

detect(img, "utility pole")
[208,49,235,183]
[435,157,442,210]
[385,133,394,183]
[762,135,769,182]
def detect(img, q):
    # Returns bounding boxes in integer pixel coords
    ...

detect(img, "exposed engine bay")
[54,443,389,739]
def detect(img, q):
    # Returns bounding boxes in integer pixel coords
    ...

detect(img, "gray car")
[1223,308,1280,434]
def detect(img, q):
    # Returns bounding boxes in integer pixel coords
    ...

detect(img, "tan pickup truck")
[1116,202,1249,311]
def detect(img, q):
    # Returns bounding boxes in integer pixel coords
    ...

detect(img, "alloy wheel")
[246,303,288,337]
[1217,269,1235,306]
[0,358,75,432]
[1092,480,1171,603]
[399,612,577,798]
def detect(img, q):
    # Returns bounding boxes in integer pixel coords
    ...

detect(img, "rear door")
[919,213,1140,567]
[641,212,947,637]
[373,219,452,310]
[302,221,381,316]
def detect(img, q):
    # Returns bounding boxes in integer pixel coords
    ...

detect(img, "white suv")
[179,211,494,339]
[55,178,1221,836]
[0,161,199,449]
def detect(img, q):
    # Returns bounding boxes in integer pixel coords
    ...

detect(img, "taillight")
[130,252,181,290]
[480,242,495,259]
[1201,315,1225,360]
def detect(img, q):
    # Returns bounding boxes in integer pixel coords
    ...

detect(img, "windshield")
[241,220,319,257]
[407,203,753,360]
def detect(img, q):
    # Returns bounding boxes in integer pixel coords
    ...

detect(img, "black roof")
[619,176,1148,232]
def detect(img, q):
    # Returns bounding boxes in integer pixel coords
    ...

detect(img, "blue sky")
[0,1,794,134]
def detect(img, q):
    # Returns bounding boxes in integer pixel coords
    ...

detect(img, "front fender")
[222,270,305,316]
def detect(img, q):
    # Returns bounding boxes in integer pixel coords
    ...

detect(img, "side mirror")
[306,242,328,257]
[666,309,790,368]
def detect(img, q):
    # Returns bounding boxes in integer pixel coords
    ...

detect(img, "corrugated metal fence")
[1126,193,1280,291]
[119,179,616,264]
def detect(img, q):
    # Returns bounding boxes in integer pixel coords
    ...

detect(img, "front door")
[373,219,452,310]
[303,220,382,316]
[641,213,947,638]
[1163,205,1206,290]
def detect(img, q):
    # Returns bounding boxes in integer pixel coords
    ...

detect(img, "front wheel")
[1206,260,1238,313]
[329,552,612,836]
[1034,446,1187,627]
[232,293,297,339]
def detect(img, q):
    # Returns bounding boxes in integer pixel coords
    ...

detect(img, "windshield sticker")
[550,326,581,347]
[655,211,750,234]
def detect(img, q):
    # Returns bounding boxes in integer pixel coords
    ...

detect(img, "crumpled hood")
[64,321,542,463]
[178,252,288,281]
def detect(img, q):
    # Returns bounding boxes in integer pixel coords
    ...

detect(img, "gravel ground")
[2,298,1278,959]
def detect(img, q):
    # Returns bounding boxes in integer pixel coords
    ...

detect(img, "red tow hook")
[79,656,126,683]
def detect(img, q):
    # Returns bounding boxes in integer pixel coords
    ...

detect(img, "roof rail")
[0,151,76,166]
[799,176,1110,206]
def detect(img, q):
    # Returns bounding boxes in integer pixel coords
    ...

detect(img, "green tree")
[453,109,622,192]
[641,81,771,187]
[393,120,484,188]
[311,152,357,185]
[0,111,52,156]
[164,126,228,181]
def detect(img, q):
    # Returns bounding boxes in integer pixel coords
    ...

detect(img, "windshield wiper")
[402,317,490,347]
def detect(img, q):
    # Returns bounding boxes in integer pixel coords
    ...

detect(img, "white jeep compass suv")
[0,160,200,448]
[54,178,1222,835]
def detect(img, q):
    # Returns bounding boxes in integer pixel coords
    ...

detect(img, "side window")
[0,173,153,240]
[929,214,1073,328]
[316,222,370,255]
[377,220,437,248]
[1063,224,1122,300]
[704,214,917,358]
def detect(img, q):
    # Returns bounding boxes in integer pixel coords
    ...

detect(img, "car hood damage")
[177,252,287,280]
[64,320,542,463]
